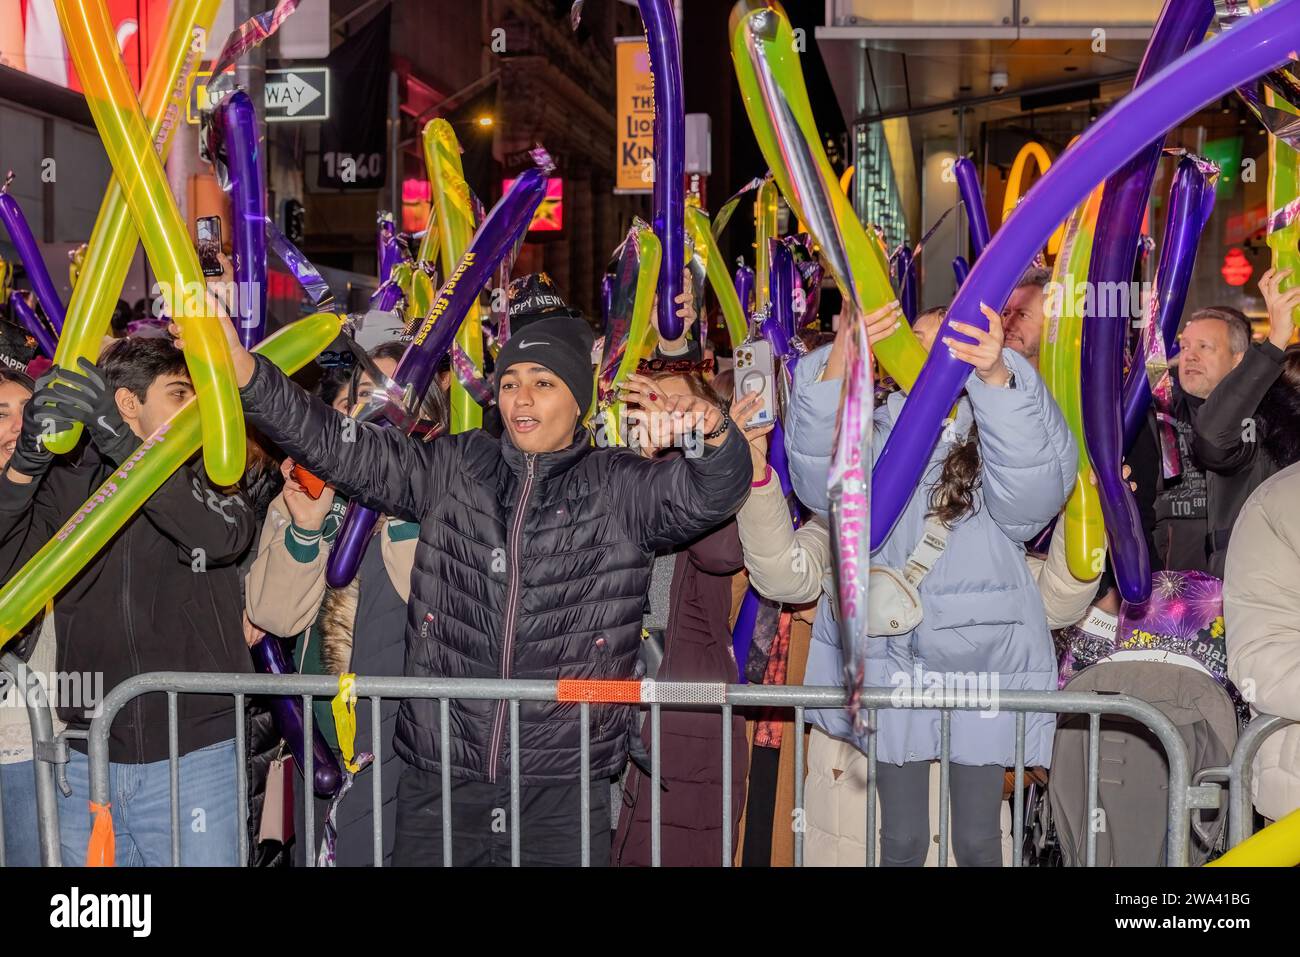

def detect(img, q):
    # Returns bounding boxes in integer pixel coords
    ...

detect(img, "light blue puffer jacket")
[786,345,1076,767]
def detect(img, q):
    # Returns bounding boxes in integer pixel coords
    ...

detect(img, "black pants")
[875,761,1006,867]
[391,762,612,867]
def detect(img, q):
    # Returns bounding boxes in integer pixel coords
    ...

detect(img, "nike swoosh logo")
[517,340,547,349]
[96,415,119,437]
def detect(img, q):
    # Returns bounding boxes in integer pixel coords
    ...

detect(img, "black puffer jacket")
[0,444,255,763]
[240,355,751,785]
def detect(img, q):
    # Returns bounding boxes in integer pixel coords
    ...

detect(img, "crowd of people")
[0,257,1297,868]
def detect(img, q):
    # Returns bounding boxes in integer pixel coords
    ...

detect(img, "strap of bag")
[900,518,950,587]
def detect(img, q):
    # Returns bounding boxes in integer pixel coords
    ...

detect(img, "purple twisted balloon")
[9,291,56,358]
[637,0,685,340]
[952,255,970,287]
[1120,155,1216,452]
[1082,0,1214,603]
[325,162,551,587]
[0,181,65,334]
[868,0,1297,565]
[890,245,917,322]
[213,92,268,347]
[251,636,342,798]
[954,158,992,259]
[734,262,755,323]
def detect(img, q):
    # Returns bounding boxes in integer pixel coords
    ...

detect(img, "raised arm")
[239,354,447,523]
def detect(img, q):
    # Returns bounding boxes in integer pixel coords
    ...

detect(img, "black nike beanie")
[493,315,595,416]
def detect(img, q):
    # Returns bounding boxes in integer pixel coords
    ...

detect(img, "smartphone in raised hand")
[196,215,224,278]
[733,339,776,429]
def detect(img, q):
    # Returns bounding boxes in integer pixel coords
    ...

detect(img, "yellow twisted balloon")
[51,0,243,484]
[423,119,485,432]
[47,0,222,455]
[0,313,341,643]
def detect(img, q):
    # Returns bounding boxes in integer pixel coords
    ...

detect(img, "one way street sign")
[187,67,331,124]
[264,68,330,122]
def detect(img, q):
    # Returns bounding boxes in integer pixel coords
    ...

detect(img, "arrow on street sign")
[187,66,330,124]
[265,67,330,123]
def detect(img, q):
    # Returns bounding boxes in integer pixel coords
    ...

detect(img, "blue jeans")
[1,760,43,866]
[58,739,239,867]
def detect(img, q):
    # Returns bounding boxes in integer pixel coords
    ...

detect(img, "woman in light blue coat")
[782,303,1076,865]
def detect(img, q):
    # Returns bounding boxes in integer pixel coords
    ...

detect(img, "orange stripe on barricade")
[86,801,115,867]
[556,679,643,704]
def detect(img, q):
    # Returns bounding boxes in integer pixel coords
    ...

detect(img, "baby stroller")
[1024,571,1246,866]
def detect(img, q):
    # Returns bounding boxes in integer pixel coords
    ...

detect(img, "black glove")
[7,372,57,477]
[36,358,140,465]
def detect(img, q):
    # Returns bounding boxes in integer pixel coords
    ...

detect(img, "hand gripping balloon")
[0,312,340,646]
[52,0,245,485]
[1040,186,1107,580]
[636,0,686,341]
[325,161,552,588]
[46,0,222,456]
[1081,0,1214,603]
[867,0,1300,558]
[685,202,748,349]
[597,222,662,448]
[209,90,269,348]
[731,0,927,390]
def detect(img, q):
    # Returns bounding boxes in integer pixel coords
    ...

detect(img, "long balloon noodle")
[952,255,970,287]
[1121,156,1217,452]
[730,1,927,390]
[378,213,403,286]
[424,119,486,434]
[599,225,662,448]
[251,635,342,799]
[826,310,873,725]
[754,176,779,313]
[46,0,222,457]
[9,292,57,359]
[0,312,340,644]
[53,0,244,486]
[1080,0,1213,603]
[685,203,748,349]
[733,240,802,681]
[889,246,917,323]
[1041,186,1108,581]
[1266,86,1300,325]
[636,0,685,341]
[867,0,1300,559]
[1205,808,1300,867]
[211,91,268,348]
[734,263,755,323]
[954,157,992,259]
[0,181,65,334]
[324,163,552,587]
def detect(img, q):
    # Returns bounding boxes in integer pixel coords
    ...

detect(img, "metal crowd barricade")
[84,671,1227,868]
[1222,714,1298,847]
[0,652,65,867]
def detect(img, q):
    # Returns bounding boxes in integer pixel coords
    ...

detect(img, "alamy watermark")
[2,669,104,719]
[889,666,1001,717]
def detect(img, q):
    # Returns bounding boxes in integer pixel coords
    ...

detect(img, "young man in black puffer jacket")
[204,306,752,866]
